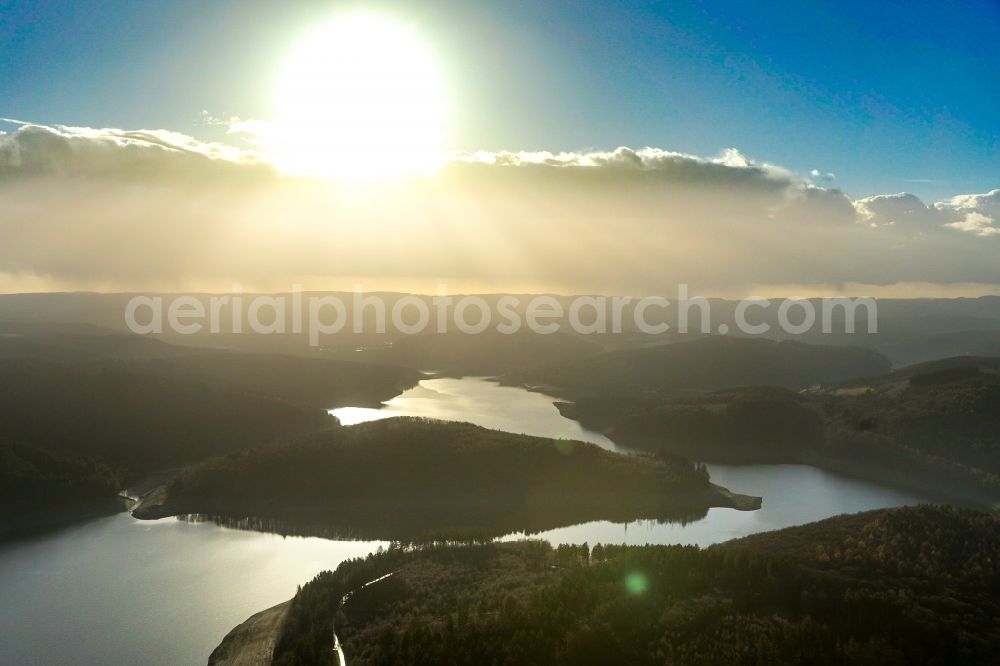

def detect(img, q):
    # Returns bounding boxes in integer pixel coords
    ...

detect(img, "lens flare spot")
[625,571,649,595]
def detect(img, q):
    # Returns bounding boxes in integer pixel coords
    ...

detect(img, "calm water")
[331,377,619,450]
[1,377,928,665]
[507,463,924,547]
[0,514,385,666]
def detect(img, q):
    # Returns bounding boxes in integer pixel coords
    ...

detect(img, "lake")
[0,377,928,665]
[330,376,619,449]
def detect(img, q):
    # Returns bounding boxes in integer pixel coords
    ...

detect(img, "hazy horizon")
[3,4,1000,664]
[4,284,1000,299]
[1,3,997,297]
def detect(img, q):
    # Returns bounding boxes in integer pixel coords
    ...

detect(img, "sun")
[269,14,448,181]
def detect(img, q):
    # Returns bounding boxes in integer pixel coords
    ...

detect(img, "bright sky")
[2,0,997,200]
[0,1,998,295]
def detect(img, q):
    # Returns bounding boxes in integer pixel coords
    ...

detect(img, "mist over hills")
[3,293,999,534]
[2,292,997,517]
[3,292,999,369]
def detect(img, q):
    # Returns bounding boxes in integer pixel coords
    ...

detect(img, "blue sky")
[1,0,997,201]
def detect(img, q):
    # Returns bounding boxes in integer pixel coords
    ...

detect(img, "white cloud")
[0,122,268,178]
[852,189,1000,238]
[0,122,997,293]
[946,212,1000,236]
[853,192,937,228]
[934,189,1000,237]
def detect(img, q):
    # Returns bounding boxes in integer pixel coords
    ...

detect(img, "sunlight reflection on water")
[330,376,619,450]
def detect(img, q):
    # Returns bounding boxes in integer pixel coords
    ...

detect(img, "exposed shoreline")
[207,600,290,666]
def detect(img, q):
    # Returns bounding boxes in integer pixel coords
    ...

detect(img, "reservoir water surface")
[1,377,927,665]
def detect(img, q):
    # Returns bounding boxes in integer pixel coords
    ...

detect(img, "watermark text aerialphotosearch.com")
[125,285,878,346]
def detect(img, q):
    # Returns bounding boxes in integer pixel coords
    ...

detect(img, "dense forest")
[0,328,417,516]
[0,322,419,409]
[820,360,1000,492]
[143,350,419,410]
[0,358,333,475]
[559,358,1000,503]
[556,386,823,463]
[133,418,756,539]
[0,438,125,536]
[504,336,891,400]
[0,438,122,509]
[271,505,1000,665]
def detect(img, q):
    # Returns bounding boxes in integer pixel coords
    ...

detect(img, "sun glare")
[270,14,447,181]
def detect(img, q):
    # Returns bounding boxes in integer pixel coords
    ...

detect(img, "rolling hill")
[505,336,891,399]
[133,417,758,538]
